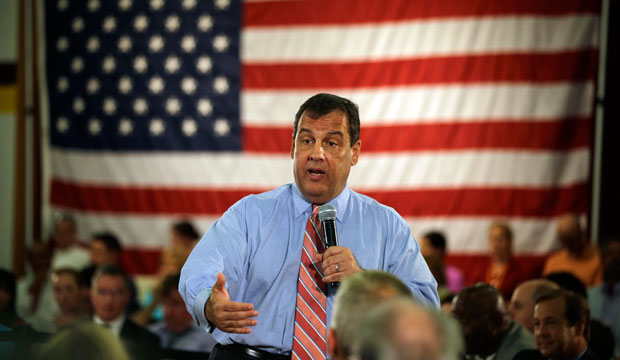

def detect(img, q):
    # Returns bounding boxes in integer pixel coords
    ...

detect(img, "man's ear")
[290,134,296,159]
[328,328,341,359]
[351,139,361,166]
[573,318,587,338]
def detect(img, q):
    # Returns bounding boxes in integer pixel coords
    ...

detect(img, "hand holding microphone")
[315,204,363,285]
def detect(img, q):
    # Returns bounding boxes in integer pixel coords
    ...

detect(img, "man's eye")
[302,139,313,145]
[327,141,337,147]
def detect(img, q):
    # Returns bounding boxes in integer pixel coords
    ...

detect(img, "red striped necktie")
[292,204,327,360]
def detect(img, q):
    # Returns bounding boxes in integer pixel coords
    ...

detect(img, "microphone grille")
[318,204,337,221]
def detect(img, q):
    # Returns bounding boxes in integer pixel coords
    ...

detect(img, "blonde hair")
[37,322,130,360]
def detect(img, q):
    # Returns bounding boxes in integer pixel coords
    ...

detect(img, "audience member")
[81,232,139,315]
[515,289,595,360]
[440,293,456,314]
[16,241,58,325]
[0,269,22,328]
[148,273,216,353]
[328,270,413,360]
[354,297,463,360]
[170,220,200,252]
[545,272,588,299]
[33,268,88,333]
[452,283,536,359]
[483,222,530,300]
[91,265,160,360]
[588,319,615,360]
[420,231,464,294]
[543,214,602,287]
[36,322,130,360]
[133,244,190,325]
[587,239,620,357]
[509,279,559,333]
[49,212,90,271]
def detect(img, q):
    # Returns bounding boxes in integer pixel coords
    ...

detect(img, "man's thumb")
[213,272,226,291]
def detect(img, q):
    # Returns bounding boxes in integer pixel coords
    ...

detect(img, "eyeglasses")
[94,288,125,298]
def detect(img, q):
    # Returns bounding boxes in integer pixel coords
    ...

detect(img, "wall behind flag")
[41,0,600,274]
[0,0,19,270]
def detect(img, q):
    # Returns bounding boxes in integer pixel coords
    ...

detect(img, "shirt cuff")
[194,287,212,328]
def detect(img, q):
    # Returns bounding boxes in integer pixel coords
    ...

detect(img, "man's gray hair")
[353,298,463,360]
[331,270,412,355]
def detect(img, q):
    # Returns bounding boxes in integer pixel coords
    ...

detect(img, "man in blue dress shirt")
[179,93,439,359]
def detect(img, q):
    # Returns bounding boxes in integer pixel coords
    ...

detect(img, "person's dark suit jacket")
[514,347,599,360]
[120,318,161,360]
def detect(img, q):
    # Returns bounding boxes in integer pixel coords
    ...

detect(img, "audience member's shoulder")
[123,318,160,345]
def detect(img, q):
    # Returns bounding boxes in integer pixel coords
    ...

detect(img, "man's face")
[533,298,579,359]
[489,226,511,261]
[91,275,129,322]
[163,290,193,333]
[509,284,535,333]
[54,220,77,249]
[90,240,116,266]
[291,110,360,205]
[53,273,81,314]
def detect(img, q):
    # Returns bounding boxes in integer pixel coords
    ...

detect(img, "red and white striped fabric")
[47,0,600,274]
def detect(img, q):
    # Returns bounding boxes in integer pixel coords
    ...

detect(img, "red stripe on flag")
[51,180,587,217]
[243,52,597,89]
[244,0,600,27]
[119,248,162,274]
[362,183,588,217]
[243,119,591,153]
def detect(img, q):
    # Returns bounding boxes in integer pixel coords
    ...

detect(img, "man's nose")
[309,143,325,159]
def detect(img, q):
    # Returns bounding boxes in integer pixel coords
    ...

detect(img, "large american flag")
[44,0,600,275]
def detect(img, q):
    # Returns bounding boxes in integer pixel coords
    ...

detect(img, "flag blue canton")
[45,0,241,151]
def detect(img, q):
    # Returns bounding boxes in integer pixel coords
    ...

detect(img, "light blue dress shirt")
[179,183,439,355]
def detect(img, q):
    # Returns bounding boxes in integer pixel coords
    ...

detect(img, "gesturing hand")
[204,273,258,334]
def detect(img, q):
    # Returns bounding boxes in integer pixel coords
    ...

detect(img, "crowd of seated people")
[1,211,619,360]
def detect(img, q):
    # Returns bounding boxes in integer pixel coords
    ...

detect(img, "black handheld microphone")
[318,204,339,288]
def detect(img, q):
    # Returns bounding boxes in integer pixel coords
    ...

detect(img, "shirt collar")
[94,314,126,336]
[291,182,350,223]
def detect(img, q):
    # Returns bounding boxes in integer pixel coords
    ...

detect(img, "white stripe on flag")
[243,15,598,62]
[51,148,589,188]
[242,83,594,125]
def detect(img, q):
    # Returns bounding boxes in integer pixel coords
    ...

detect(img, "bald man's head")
[509,279,559,333]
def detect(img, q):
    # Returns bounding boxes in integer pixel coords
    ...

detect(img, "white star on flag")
[89,119,102,135]
[56,117,69,133]
[57,77,69,92]
[134,98,148,115]
[102,16,116,32]
[165,56,180,73]
[88,0,100,12]
[212,35,229,52]
[149,76,165,94]
[71,57,84,73]
[182,0,197,10]
[57,37,69,52]
[150,0,164,11]
[181,77,197,95]
[118,36,132,53]
[215,0,230,11]
[134,15,148,32]
[166,97,181,115]
[103,56,117,73]
[118,118,133,135]
[181,35,196,53]
[149,118,165,136]
[103,98,117,115]
[118,76,133,94]
[149,35,165,52]
[197,15,213,32]
[87,36,100,52]
[134,56,148,73]
[118,0,132,11]
[197,98,212,116]
[87,78,100,94]
[72,18,84,33]
[213,76,229,94]
[165,15,180,32]
[73,97,85,114]
[214,118,230,136]
[182,118,198,136]
[196,56,212,73]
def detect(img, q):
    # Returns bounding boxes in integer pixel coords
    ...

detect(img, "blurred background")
[0,0,618,285]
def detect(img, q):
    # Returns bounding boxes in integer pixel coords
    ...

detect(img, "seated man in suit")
[91,265,160,359]
[516,289,596,360]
